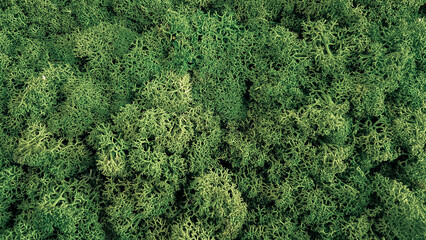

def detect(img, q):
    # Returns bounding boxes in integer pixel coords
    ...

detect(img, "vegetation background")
[0,0,425,239]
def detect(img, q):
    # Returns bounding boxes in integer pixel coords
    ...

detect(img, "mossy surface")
[0,0,425,239]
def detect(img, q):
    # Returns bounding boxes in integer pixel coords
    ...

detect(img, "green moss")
[1,0,425,239]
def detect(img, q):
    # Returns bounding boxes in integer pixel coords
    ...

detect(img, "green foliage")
[390,105,426,189]
[73,21,138,79]
[1,0,425,239]
[116,29,168,86]
[189,168,248,240]
[8,72,57,125]
[91,124,128,177]
[0,166,23,229]
[294,0,354,21]
[391,106,425,158]
[394,72,425,109]
[354,116,400,172]
[247,25,311,110]
[102,174,178,239]
[48,73,109,138]
[135,107,192,155]
[7,63,71,132]
[240,205,311,240]
[165,9,249,121]
[0,121,15,167]
[105,0,173,31]
[98,71,227,238]
[118,71,223,174]
[355,0,424,25]
[372,174,426,239]
[0,4,27,33]
[1,170,105,239]
[138,72,194,114]
[171,216,214,240]
[14,122,92,179]
[18,0,76,37]
[0,52,11,110]
[66,0,111,28]
[14,122,55,166]
[302,20,349,75]
[46,33,78,66]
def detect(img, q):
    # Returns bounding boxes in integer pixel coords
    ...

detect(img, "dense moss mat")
[0,0,425,239]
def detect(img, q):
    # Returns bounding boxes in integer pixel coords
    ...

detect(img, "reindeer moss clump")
[0,0,425,239]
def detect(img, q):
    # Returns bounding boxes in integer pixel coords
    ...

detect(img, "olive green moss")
[0,0,425,239]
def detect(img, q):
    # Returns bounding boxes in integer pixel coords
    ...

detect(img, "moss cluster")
[0,0,425,239]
